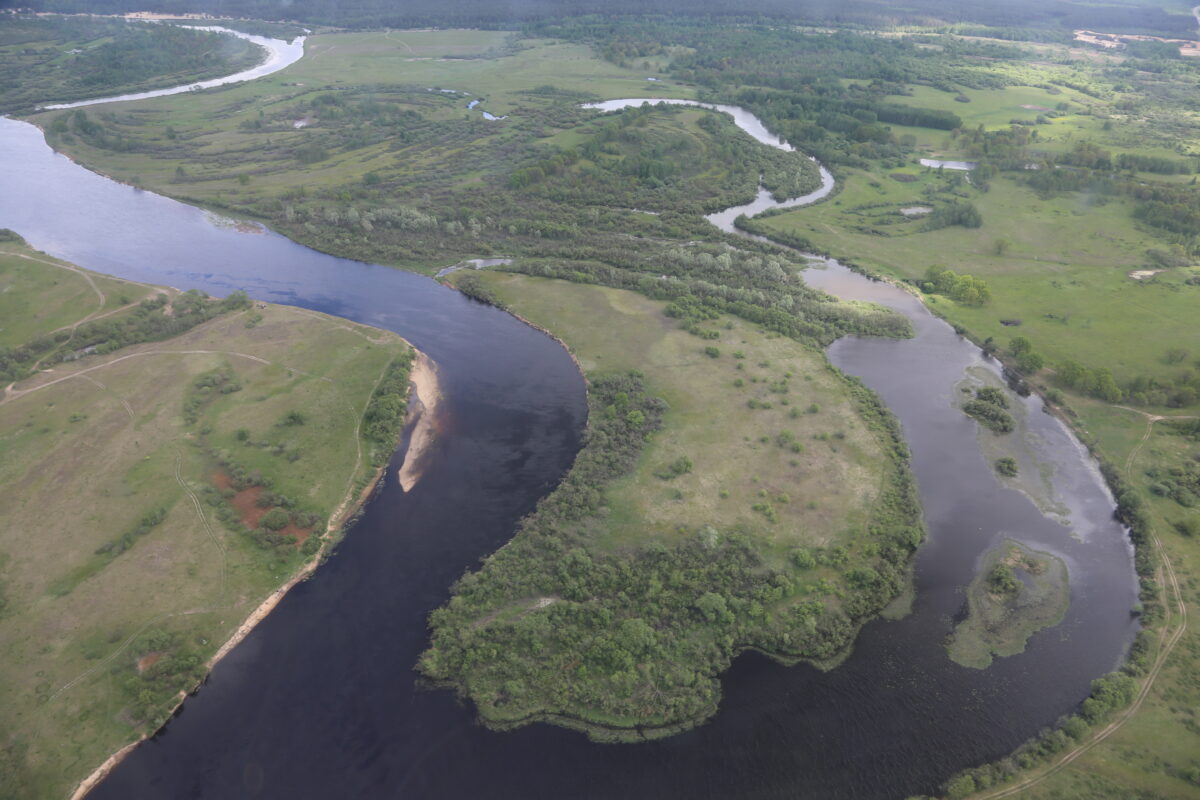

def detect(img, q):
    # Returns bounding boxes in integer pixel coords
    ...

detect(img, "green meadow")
[0,246,410,800]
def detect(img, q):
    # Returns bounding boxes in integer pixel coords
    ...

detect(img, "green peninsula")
[418,273,923,741]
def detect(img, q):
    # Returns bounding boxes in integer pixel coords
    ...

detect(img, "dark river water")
[0,102,1137,800]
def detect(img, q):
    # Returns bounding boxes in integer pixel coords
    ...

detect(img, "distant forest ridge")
[9,0,1198,38]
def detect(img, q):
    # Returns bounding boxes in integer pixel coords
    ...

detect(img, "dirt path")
[0,249,163,340]
[0,247,106,308]
[78,374,135,419]
[384,29,417,54]
[1113,405,1199,473]
[1,347,331,406]
[283,305,396,344]
[173,442,228,601]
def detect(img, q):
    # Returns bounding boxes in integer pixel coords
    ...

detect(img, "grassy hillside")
[0,242,412,800]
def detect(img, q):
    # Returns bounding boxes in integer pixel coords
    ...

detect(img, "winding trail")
[0,248,164,371]
[1113,405,1199,473]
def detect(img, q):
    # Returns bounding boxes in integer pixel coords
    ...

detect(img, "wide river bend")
[0,80,1136,799]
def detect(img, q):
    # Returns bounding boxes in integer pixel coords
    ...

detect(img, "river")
[0,60,1136,800]
[40,26,306,110]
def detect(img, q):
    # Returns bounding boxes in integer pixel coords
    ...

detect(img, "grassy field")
[0,250,410,800]
[0,246,158,349]
[762,172,1200,392]
[476,272,887,566]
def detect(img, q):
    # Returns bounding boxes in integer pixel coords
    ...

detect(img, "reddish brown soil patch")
[279,522,311,547]
[136,652,162,674]
[212,472,312,547]
[230,486,268,529]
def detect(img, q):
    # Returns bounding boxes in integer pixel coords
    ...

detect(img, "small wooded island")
[947,539,1070,670]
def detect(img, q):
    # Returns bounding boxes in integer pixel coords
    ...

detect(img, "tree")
[993,237,1011,256]
[1164,347,1190,365]
[995,457,1018,477]
[988,563,1020,595]
[1094,369,1123,402]
[946,774,977,799]
[1015,351,1044,374]
[696,592,732,624]
[261,508,290,531]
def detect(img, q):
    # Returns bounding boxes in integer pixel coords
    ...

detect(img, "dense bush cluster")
[362,350,416,467]
[962,386,1015,434]
[922,265,991,306]
[0,290,250,384]
[502,243,911,346]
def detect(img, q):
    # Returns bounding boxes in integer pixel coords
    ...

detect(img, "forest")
[0,17,263,113]
[21,0,1198,37]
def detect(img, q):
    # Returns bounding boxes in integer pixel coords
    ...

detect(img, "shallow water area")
[919,158,978,170]
[0,90,1140,800]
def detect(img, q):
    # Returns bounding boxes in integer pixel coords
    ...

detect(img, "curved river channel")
[1,76,1136,799]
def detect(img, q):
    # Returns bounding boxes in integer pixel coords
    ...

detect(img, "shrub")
[261,508,291,531]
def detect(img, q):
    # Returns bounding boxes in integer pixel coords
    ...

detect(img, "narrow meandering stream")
[0,58,1136,800]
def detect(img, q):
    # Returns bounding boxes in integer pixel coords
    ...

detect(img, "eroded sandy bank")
[398,352,443,492]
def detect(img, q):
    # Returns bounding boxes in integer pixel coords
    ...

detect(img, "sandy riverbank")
[398,352,443,492]
[69,348,438,800]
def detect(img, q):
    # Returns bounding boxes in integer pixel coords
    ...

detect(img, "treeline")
[0,290,251,384]
[46,506,169,597]
[500,242,912,346]
[25,0,1198,37]
[937,672,1139,798]
[419,370,925,737]
[1015,142,1200,241]
[80,83,901,350]
[533,21,989,169]
[0,17,262,114]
